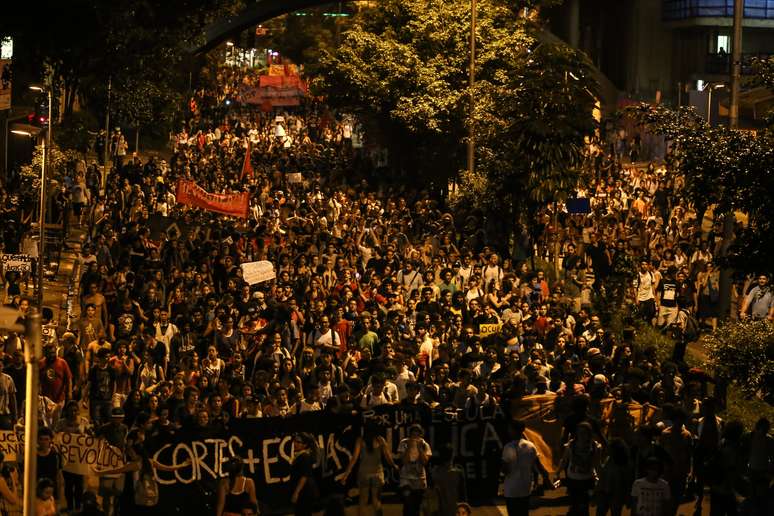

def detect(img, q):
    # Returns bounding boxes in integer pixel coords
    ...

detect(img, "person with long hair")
[0,451,20,516]
[559,421,602,516]
[340,425,397,516]
[397,424,432,516]
[290,433,319,516]
[92,429,190,515]
[216,457,258,516]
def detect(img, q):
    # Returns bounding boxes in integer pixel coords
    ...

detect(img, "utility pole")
[718,0,744,319]
[102,77,111,194]
[467,0,476,176]
[729,0,743,129]
[23,311,42,516]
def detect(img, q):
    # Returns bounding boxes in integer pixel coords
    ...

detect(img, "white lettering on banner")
[0,431,123,475]
[192,441,215,479]
[244,448,261,475]
[262,437,282,484]
[0,431,21,460]
[173,444,196,484]
[480,422,503,455]
[241,260,276,285]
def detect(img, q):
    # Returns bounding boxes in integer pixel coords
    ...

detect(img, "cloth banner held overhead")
[268,64,299,76]
[149,403,508,514]
[175,180,249,219]
[241,260,276,285]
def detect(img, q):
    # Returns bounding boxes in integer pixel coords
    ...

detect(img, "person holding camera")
[397,424,432,516]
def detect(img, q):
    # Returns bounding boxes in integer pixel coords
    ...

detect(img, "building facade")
[547,0,774,120]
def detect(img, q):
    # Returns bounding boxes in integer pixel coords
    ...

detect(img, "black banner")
[150,404,507,514]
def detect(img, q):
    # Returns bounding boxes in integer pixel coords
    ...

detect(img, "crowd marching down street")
[0,68,772,516]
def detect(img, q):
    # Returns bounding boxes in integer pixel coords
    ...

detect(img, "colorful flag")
[241,142,253,180]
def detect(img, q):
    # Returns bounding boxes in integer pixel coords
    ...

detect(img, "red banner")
[241,142,253,180]
[175,180,249,219]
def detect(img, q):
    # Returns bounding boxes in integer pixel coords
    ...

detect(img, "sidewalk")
[43,227,85,328]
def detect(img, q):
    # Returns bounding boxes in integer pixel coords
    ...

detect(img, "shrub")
[703,321,774,401]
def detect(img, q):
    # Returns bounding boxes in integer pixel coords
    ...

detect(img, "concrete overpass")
[190,0,353,54]
[192,0,619,109]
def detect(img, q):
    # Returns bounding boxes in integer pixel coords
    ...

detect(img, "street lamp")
[27,83,53,310]
[19,81,50,516]
[703,82,725,124]
[467,0,476,177]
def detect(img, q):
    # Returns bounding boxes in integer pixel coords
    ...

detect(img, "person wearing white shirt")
[501,420,551,516]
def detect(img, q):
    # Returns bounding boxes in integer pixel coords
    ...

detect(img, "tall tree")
[625,100,774,275]
[1,0,244,128]
[317,0,598,227]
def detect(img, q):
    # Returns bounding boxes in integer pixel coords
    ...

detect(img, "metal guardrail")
[705,51,774,74]
[663,0,774,21]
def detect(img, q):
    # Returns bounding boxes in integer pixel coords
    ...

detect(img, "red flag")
[241,142,253,180]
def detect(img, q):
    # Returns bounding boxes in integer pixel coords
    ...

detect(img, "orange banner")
[175,180,249,219]
[513,394,658,474]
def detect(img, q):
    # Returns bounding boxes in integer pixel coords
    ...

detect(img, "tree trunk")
[717,212,735,318]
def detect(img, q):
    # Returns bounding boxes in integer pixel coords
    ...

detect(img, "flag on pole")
[241,142,253,180]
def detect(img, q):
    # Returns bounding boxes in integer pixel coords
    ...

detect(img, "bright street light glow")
[29,85,45,92]
[226,41,234,46]
[11,130,32,137]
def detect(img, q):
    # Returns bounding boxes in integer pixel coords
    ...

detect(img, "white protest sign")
[286,172,303,184]
[241,260,276,285]
[0,431,124,475]
[1,254,32,273]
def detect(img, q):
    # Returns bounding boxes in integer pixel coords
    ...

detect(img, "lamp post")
[28,83,52,309]
[0,304,42,516]
[729,0,743,129]
[703,82,725,125]
[22,312,41,516]
[467,0,476,176]
[103,77,111,194]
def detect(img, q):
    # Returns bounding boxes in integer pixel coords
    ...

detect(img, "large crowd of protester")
[0,77,772,516]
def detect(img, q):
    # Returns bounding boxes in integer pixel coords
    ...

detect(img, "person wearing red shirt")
[39,346,73,404]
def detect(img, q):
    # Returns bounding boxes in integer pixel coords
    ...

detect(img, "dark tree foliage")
[1,0,244,133]
[317,0,598,228]
[624,89,774,275]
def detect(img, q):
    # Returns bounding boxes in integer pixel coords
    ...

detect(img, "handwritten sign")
[478,323,502,337]
[1,254,32,273]
[286,172,303,184]
[241,261,276,285]
[0,431,124,475]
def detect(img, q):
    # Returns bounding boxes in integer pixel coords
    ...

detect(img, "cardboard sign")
[286,172,303,184]
[241,260,276,285]
[0,431,124,475]
[478,323,502,336]
[1,254,32,272]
